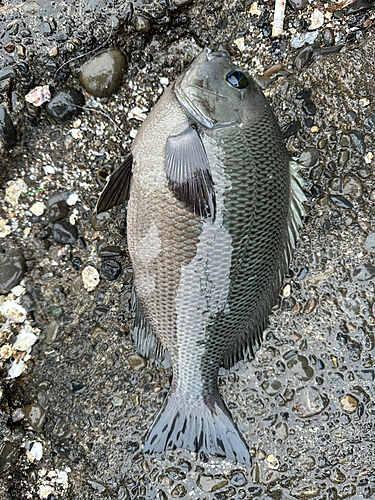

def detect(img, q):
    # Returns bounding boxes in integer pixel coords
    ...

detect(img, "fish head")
[174,48,267,129]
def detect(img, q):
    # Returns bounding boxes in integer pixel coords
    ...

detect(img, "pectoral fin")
[165,125,216,219]
[96,153,133,214]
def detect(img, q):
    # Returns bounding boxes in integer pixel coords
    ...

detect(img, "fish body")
[97,49,306,466]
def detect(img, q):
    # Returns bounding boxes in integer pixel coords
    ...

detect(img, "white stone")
[0,218,11,238]
[66,192,79,206]
[8,359,26,379]
[29,442,43,461]
[11,285,25,297]
[364,152,373,164]
[234,37,245,52]
[5,178,28,206]
[159,77,169,85]
[25,86,51,106]
[128,106,148,121]
[43,165,55,174]
[13,325,39,351]
[71,128,83,139]
[30,201,46,216]
[309,9,324,30]
[38,485,54,499]
[0,344,13,360]
[82,266,100,292]
[130,128,138,139]
[0,300,27,322]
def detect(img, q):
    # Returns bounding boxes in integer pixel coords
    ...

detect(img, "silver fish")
[97,49,306,466]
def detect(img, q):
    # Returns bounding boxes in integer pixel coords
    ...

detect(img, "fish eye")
[226,70,248,89]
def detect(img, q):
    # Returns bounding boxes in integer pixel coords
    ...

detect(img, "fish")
[96,48,306,466]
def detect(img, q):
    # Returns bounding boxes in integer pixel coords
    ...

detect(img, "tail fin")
[143,388,251,466]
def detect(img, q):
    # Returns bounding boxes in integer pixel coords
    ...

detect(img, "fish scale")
[96,49,306,466]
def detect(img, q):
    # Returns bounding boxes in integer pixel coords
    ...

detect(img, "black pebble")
[304,118,314,128]
[93,306,108,324]
[322,27,335,47]
[296,267,309,280]
[48,200,69,222]
[263,25,272,38]
[52,221,79,245]
[367,111,375,130]
[35,227,52,240]
[67,381,86,394]
[71,257,81,271]
[296,89,312,101]
[0,249,26,294]
[0,105,16,148]
[330,194,354,209]
[293,45,314,71]
[302,100,316,116]
[45,87,85,122]
[282,120,301,139]
[100,259,122,280]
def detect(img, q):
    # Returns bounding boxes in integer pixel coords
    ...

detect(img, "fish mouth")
[174,49,237,130]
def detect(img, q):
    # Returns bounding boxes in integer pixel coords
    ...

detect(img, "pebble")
[0,106,17,148]
[13,324,38,351]
[352,263,375,282]
[290,31,319,49]
[302,100,316,116]
[197,474,228,493]
[45,87,85,122]
[293,46,314,71]
[82,265,100,292]
[0,300,27,322]
[292,387,329,417]
[261,379,283,396]
[367,111,375,130]
[364,233,375,253]
[25,85,51,107]
[135,16,151,33]
[343,176,363,199]
[0,249,26,294]
[128,353,147,371]
[330,467,346,484]
[79,50,128,98]
[298,148,319,167]
[282,120,301,139]
[99,259,122,281]
[350,130,366,154]
[27,441,43,461]
[287,0,307,10]
[0,219,11,238]
[266,454,280,470]
[48,200,69,222]
[309,10,324,30]
[171,484,187,498]
[0,441,19,474]
[8,359,26,379]
[322,27,335,47]
[287,355,314,381]
[45,319,60,344]
[52,221,78,245]
[30,201,45,216]
[330,194,353,209]
[303,297,318,314]
[24,403,46,432]
[340,394,358,413]
[5,178,28,206]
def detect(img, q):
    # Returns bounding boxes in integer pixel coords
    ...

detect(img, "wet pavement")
[0,1,375,499]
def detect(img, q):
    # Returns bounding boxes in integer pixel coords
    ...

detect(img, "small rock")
[303,298,317,314]
[5,178,28,206]
[302,100,316,116]
[24,403,46,432]
[0,300,27,322]
[282,120,301,139]
[299,148,319,167]
[330,467,346,484]
[79,50,128,97]
[13,324,39,351]
[292,387,329,417]
[261,379,283,396]
[48,200,69,222]
[82,265,100,292]
[25,85,51,107]
[352,263,375,282]
[287,355,314,381]
[0,219,11,238]
[330,195,353,209]
[0,441,19,473]
[228,470,247,487]
[350,130,366,154]
[367,111,375,130]
[309,9,324,30]
[293,46,314,71]
[340,394,358,414]
[266,454,280,470]
[8,359,26,379]
[287,0,307,9]
[364,233,375,253]
[128,353,147,371]
[52,221,78,245]
[27,442,43,461]
[0,106,17,148]
[322,27,335,47]
[45,87,85,121]
[171,484,187,498]
[135,16,151,33]
[197,474,228,493]
[30,202,45,216]
[343,176,363,199]
[0,249,26,294]
[99,259,122,280]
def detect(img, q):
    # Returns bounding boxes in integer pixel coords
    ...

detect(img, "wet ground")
[0,0,375,499]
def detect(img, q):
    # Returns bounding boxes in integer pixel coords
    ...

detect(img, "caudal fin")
[143,388,251,466]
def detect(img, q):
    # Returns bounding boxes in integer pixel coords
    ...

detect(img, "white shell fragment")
[13,324,39,351]
[27,441,43,461]
[66,192,79,206]
[128,106,148,121]
[8,359,26,379]
[25,85,51,107]
[309,10,324,30]
[0,218,12,238]
[82,265,100,291]
[5,178,28,206]
[0,300,27,322]
[30,201,46,216]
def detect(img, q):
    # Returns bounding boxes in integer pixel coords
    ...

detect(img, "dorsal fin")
[96,153,133,214]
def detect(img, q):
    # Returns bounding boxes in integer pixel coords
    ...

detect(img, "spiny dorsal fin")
[96,153,133,214]
[165,125,216,220]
